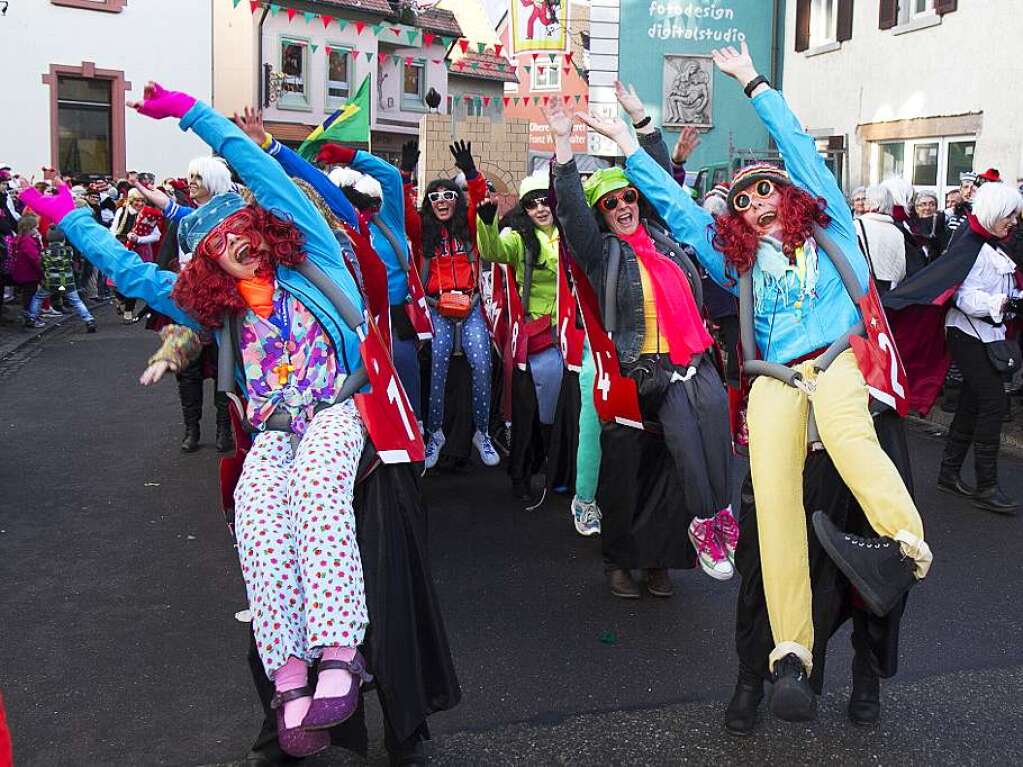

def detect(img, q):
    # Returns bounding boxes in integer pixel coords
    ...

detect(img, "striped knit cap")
[726,163,790,211]
[706,183,730,201]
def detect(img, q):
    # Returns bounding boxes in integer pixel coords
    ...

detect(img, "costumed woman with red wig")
[18,83,459,761]
[606,43,934,723]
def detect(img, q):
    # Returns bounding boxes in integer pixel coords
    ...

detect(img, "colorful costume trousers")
[427,303,492,435]
[234,400,368,677]
[747,349,930,674]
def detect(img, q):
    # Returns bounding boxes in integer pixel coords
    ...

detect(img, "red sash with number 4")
[566,256,645,429]
[404,258,434,341]
[557,254,585,373]
[355,312,425,463]
[850,281,909,416]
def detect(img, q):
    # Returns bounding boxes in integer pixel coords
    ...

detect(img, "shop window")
[911,142,939,186]
[946,140,976,186]
[531,65,561,91]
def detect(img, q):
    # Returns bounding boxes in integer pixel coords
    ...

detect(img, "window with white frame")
[873,135,976,198]
[899,0,934,24]
[531,64,561,91]
[326,47,352,110]
[809,0,838,47]
[279,38,310,110]
[402,61,425,110]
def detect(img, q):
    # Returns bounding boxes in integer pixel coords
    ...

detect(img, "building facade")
[2,0,213,180]
[783,0,1021,197]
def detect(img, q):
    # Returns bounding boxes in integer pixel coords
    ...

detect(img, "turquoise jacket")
[624,88,868,365]
[60,100,365,380]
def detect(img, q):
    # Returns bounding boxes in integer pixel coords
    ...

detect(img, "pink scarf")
[621,226,713,365]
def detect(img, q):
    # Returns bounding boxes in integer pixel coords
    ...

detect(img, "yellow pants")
[747,350,930,674]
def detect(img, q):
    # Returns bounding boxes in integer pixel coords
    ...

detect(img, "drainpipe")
[770,0,782,88]
[257,5,270,108]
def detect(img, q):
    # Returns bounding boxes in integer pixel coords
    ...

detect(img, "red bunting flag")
[354,20,365,34]
[542,96,550,105]
[494,43,503,57]
[563,95,571,104]
[320,14,332,28]
[286,7,297,21]
[390,26,401,36]
[531,52,539,61]
[423,32,436,46]
[405,57,414,65]
[458,39,470,54]
[325,46,332,55]
[502,97,510,107]
[249,0,260,13]
[563,66,571,76]
[565,51,574,64]
[483,96,491,106]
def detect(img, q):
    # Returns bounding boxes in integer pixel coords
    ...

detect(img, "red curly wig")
[171,205,306,328]
[712,185,831,275]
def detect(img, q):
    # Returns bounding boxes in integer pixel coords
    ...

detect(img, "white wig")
[328,166,383,200]
[972,182,1023,232]
[880,176,914,210]
[187,156,233,197]
[702,195,728,217]
[850,186,867,199]
[864,184,894,215]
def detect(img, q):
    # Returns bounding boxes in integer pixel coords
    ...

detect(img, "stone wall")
[417,113,530,204]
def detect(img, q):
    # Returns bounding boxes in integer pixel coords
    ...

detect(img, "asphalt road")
[2,307,1023,767]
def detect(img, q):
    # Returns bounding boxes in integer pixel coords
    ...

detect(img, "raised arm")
[477,216,524,266]
[349,149,407,239]
[613,80,672,175]
[261,137,358,229]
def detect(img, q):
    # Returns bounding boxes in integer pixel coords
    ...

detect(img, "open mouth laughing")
[757,211,777,228]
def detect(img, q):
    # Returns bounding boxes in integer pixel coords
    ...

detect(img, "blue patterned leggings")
[428,302,492,434]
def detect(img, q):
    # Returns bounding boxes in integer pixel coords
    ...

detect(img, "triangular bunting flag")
[458,39,470,54]
[440,36,453,48]
[310,43,319,53]
[286,7,297,22]
[232,0,242,8]
[336,18,348,30]
[268,3,280,15]
[303,11,315,24]
[463,96,472,103]
[470,62,479,71]
[494,44,503,57]
[563,66,571,76]
[483,96,492,107]
[502,97,510,107]
[562,95,571,105]
[431,58,442,65]
[565,51,574,64]
[423,32,436,47]
[474,96,483,109]
[374,23,387,36]
[512,97,520,105]
[390,26,402,36]
[531,53,539,61]
[573,94,582,104]
[542,96,550,105]
[405,57,414,65]
[476,42,486,54]
[248,0,260,12]
[524,65,532,74]
[548,53,557,62]
[325,46,332,55]
[406,30,419,45]
[354,21,365,34]
[365,51,374,62]
[320,14,332,28]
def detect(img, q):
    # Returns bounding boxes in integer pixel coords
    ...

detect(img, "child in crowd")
[26,226,96,332]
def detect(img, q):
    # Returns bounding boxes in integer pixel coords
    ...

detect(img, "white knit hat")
[328,167,383,200]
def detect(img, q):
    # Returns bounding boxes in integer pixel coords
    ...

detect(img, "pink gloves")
[129,82,196,121]
[19,185,74,225]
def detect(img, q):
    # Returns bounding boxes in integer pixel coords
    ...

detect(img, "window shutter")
[837,0,854,42]
[879,0,898,29]
[934,0,957,14]
[795,0,811,52]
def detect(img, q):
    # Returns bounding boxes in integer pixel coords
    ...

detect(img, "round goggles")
[427,189,459,203]
[733,179,776,212]
[522,195,550,211]
[598,187,638,212]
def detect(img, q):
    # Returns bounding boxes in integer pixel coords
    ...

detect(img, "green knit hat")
[583,167,630,208]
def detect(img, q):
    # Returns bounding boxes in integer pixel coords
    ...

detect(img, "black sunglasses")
[598,187,638,212]
[523,195,550,211]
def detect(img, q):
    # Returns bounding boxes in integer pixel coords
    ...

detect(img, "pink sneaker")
[715,508,740,565]
[688,516,734,581]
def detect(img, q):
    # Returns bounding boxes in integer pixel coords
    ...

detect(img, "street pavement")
[3,307,1023,767]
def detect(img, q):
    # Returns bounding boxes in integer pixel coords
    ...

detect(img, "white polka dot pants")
[234,400,368,677]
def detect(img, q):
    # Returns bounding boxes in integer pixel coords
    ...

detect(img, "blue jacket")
[624,88,868,365]
[267,139,410,306]
[60,100,365,381]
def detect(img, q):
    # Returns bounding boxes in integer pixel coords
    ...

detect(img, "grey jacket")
[553,131,703,364]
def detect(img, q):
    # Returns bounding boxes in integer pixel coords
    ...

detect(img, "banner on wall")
[510,0,570,54]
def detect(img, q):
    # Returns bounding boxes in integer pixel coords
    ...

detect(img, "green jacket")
[477,218,559,324]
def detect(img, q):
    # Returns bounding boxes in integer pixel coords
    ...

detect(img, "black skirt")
[733,409,913,688]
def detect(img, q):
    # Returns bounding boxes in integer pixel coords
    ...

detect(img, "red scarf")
[620,226,713,365]
[967,212,999,242]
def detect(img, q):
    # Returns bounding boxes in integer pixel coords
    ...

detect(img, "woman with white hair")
[909,189,950,261]
[855,184,906,294]
[936,182,1023,513]
[849,186,867,218]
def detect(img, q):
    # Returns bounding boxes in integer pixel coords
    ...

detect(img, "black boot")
[937,429,975,497]
[216,414,235,454]
[812,512,916,617]
[511,476,533,501]
[607,568,640,599]
[769,653,816,722]
[973,441,1019,514]
[724,664,764,736]
[848,650,881,726]
[181,422,200,453]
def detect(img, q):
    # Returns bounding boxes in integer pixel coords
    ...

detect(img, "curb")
[907,410,1023,458]
[0,299,108,362]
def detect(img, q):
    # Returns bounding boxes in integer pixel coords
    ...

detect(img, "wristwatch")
[632,115,652,130]
[743,75,770,98]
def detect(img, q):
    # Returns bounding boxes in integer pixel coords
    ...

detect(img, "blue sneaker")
[472,431,500,466]
[571,496,602,536]
[424,430,445,470]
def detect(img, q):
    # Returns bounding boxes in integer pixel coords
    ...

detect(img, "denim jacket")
[553,145,702,364]
[623,88,869,366]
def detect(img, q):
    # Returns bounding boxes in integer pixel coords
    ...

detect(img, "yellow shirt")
[638,259,671,354]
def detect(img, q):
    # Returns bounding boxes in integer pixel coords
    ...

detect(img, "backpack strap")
[371,213,410,273]
[603,235,621,333]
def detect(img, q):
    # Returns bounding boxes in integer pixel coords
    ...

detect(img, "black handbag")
[984,338,1022,373]
[622,356,671,417]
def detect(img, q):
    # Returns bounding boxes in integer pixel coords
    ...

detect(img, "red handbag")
[435,242,474,319]
[524,314,555,354]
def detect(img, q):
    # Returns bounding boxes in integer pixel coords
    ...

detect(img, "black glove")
[400,140,420,175]
[449,140,477,179]
[1005,296,1023,317]
[476,200,498,225]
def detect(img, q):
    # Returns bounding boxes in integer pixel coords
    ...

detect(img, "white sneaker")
[473,431,500,466]
[424,430,445,469]
[571,496,602,536]
[688,516,734,581]
[41,309,63,318]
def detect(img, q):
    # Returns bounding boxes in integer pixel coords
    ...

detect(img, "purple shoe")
[271,687,330,758]
[301,652,374,731]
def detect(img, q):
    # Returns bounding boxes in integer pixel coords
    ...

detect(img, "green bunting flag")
[470,62,479,71]
[310,43,319,53]
[297,75,370,159]
[232,0,242,8]
[268,3,279,15]
[406,30,419,45]
[476,42,486,54]
[303,11,315,24]
[336,18,348,30]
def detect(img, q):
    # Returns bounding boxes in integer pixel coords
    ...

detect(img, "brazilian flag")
[297,75,370,160]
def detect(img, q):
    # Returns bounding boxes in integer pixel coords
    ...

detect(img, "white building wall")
[782,0,1023,194]
[2,0,213,178]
